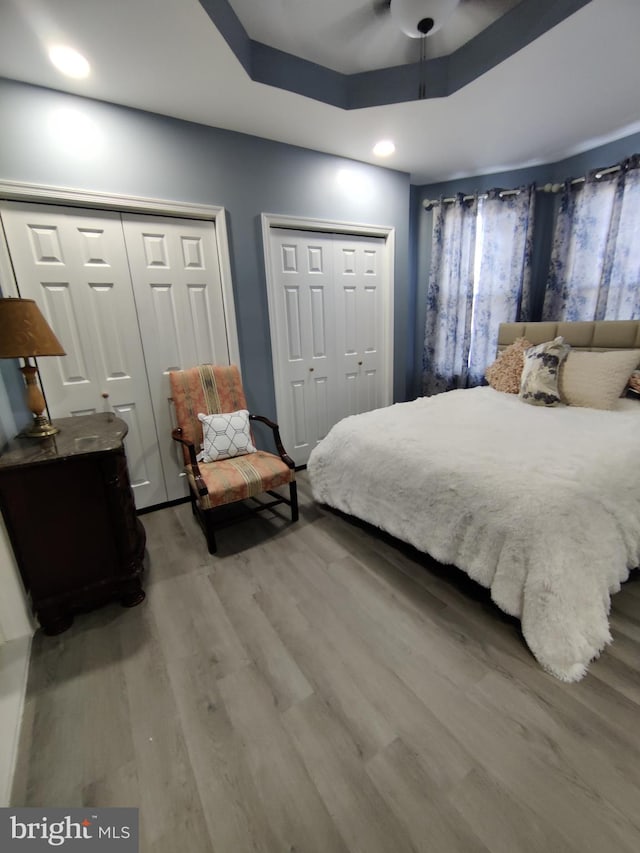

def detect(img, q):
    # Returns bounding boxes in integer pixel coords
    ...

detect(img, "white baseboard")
[0,635,32,806]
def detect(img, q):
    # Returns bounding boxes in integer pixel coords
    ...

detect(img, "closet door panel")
[0,202,167,508]
[122,215,229,502]
[39,281,91,386]
[333,234,386,416]
[267,229,339,465]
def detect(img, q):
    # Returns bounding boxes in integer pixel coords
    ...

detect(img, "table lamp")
[0,297,66,438]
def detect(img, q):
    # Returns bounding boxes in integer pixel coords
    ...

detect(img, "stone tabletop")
[0,413,128,470]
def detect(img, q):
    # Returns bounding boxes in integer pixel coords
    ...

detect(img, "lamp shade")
[0,298,65,358]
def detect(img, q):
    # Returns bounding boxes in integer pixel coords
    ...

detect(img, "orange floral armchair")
[169,364,298,554]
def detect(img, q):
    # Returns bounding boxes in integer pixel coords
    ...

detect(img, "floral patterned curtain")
[543,157,640,321]
[422,195,477,396]
[468,187,535,384]
[422,186,535,395]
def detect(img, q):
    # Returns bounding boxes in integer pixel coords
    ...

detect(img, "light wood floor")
[12,473,640,852]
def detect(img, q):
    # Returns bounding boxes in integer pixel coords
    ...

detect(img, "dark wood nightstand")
[0,413,146,634]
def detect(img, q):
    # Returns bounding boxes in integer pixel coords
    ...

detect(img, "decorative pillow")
[485,337,532,394]
[519,337,570,407]
[627,370,640,395]
[197,410,256,462]
[559,350,640,410]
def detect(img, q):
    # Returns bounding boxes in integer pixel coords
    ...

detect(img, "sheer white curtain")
[543,160,640,321]
[422,187,535,395]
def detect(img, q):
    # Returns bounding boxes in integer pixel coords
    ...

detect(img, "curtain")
[422,195,477,396]
[468,187,535,384]
[422,186,535,395]
[543,158,640,321]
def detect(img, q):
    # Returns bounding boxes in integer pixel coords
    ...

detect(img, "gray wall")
[0,78,411,426]
[411,129,640,398]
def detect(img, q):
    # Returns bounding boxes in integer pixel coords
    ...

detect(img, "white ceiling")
[0,0,639,184]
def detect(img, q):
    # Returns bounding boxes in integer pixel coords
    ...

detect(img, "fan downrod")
[417,17,434,34]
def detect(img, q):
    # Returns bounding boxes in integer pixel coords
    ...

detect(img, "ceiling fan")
[375,0,460,38]
[367,0,460,97]
[375,0,458,38]
[337,0,462,44]
[362,0,459,98]
[329,0,468,98]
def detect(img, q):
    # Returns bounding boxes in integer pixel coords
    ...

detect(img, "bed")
[307,321,640,681]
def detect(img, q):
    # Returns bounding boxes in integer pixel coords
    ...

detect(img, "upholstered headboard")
[498,321,640,352]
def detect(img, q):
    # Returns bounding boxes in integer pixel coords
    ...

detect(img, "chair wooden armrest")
[171,427,208,496]
[249,414,295,469]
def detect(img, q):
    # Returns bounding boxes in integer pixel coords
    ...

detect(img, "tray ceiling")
[0,0,639,184]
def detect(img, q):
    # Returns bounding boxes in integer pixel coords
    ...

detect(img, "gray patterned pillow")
[519,337,570,407]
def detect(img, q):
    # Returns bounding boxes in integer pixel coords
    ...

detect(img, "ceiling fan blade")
[324,1,390,43]
[373,0,392,16]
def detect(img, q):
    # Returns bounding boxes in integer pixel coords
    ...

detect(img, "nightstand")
[0,413,146,634]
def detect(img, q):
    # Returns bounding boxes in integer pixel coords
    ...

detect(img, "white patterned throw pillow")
[197,410,256,462]
[519,336,571,406]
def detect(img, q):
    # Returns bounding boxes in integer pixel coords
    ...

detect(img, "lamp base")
[25,414,59,438]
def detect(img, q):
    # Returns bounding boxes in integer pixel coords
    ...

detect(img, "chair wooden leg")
[203,508,218,555]
[200,509,218,554]
[290,480,299,523]
[192,492,217,554]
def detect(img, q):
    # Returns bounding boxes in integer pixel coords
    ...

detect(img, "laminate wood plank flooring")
[11,473,640,852]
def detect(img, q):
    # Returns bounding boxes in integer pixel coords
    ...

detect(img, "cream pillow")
[519,337,570,407]
[485,337,532,394]
[560,350,640,410]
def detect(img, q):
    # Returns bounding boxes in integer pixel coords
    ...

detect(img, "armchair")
[169,364,298,554]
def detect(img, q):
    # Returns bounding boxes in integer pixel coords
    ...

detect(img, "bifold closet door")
[267,229,340,466]
[333,233,386,417]
[121,214,231,502]
[0,202,167,508]
[267,228,387,466]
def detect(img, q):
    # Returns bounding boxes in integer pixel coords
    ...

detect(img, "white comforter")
[307,387,640,681]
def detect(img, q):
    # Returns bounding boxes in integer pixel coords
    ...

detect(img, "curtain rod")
[421,163,623,210]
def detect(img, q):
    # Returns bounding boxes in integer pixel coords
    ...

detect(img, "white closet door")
[121,214,230,502]
[333,234,386,417]
[267,228,391,465]
[267,229,340,465]
[0,202,167,508]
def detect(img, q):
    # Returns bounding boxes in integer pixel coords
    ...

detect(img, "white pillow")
[559,349,640,410]
[197,409,256,462]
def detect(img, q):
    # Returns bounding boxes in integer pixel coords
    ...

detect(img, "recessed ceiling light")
[373,139,395,157]
[48,45,90,79]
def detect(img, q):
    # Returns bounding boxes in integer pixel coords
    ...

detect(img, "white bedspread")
[307,387,640,681]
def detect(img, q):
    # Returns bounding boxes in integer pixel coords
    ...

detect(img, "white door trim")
[261,212,395,438]
[0,180,240,367]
